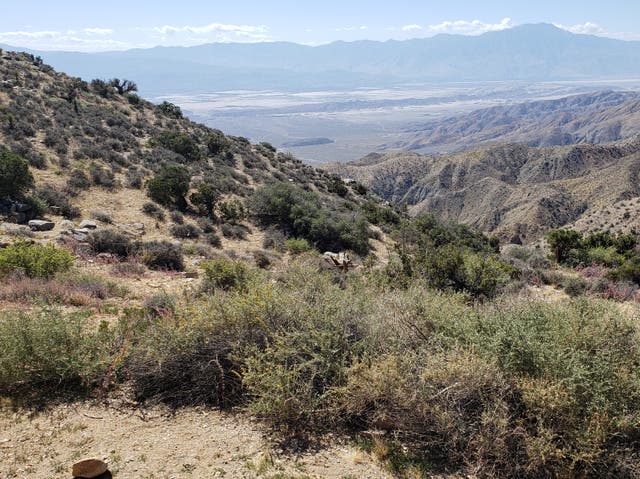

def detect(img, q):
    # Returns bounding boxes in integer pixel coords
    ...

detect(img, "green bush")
[249,182,371,255]
[156,101,183,119]
[146,165,191,210]
[0,241,73,278]
[201,258,250,292]
[141,241,184,271]
[0,309,112,398]
[190,183,220,217]
[88,229,133,257]
[153,131,201,162]
[284,238,312,254]
[0,148,33,198]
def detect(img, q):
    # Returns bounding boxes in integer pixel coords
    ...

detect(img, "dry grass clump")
[0,271,126,306]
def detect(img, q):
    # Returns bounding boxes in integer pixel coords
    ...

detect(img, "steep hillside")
[6,24,640,94]
[384,90,640,153]
[0,50,379,256]
[327,138,640,242]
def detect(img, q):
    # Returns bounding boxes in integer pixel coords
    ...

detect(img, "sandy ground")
[0,402,393,479]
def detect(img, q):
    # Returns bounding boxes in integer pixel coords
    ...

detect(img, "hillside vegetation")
[3,50,640,479]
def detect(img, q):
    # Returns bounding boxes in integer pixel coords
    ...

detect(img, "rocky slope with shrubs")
[384,90,640,154]
[327,136,640,242]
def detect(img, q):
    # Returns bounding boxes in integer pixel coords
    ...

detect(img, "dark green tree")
[146,165,191,210]
[0,148,34,199]
[190,183,220,217]
[547,229,583,264]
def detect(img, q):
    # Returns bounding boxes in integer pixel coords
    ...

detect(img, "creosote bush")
[0,309,112,398]
[201,258,250,292]
[0,241,73,278]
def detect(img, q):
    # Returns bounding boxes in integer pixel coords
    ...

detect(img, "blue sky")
[1,0,639,51]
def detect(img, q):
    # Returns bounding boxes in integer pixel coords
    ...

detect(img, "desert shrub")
[218,199,246,223]
[586,246,625,267]
[0,148,33,198]
[89,164,116,188]
[0,241,73,278]
[220,223,248,240]
[563,275,589,297]
[0,309,113,398]
[284,238,312,254]
[156,101,183,119]
[327,176,348,197]
[262,227,287,251]
[66,168,91,191]
[146,165,191,210]
[153,131,201,162]
[110,260,146,278]
[0,271,123,305]
[206,232,222,248]
[252,249,275,269]
[170,223,201,239]
[169,210,184,224]
[141,202,165,221]
[140,241,184,271]
[201,258,250,292]
[196,217,216,233]
[87,229,133,258]
[249,182,371,255]
[143,293,176,318]
[206,130,230,155]
[125,167,145,188]
[361,201,400,226]
[190,183,220,217]
[36,185,80,218]
[91,210,113,224]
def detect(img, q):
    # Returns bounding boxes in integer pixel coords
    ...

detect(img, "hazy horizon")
[2,0,640,52]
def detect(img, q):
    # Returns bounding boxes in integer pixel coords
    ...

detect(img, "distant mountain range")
[4,24,640,95]
[384,90,640,153]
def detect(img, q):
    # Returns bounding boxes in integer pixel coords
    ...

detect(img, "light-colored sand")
[0,403,392,479]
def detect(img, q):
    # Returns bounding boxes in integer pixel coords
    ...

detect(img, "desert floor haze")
[3,6,640,479]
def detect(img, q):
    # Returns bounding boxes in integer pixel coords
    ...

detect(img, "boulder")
[71,228,90,242]
[60,220,76,230]
[72,458,108,478]
[79,220,98,229]
[28,220,55,231]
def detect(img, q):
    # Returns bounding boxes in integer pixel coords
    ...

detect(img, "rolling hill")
[384,90,640,153]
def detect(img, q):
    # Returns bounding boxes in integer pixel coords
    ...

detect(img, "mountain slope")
[385,90,640,154]
[5,24,640,94]
[326,138,640,241]
[0,50,378,255]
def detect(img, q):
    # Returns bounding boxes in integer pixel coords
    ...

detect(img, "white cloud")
[335,25,368,32]
[425,17,514,35]
[554,22,606,36]
[0,28,125,51]
[82,27,114,35]
[402,24,423,32]
[152,22,269,42]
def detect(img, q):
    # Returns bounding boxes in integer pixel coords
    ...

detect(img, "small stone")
[28,220,55,231]
[132,222,145,230]
[79,220,98,229]
[72,458,108,478]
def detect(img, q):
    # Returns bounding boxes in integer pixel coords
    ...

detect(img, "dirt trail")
[0,403,392,479]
